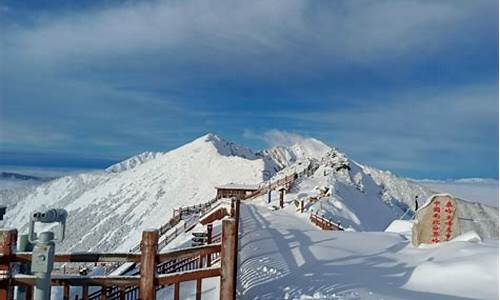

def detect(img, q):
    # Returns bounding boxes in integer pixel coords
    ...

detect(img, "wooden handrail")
[9,274,141,287]
[157,244,221,263]
[3,244,220,265]
[7,266,221,287]
[310,214,344,231]
[156,266,220,285]
[1,252,141,264]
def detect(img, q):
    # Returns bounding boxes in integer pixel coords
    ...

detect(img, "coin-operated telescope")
[29,209,68,300]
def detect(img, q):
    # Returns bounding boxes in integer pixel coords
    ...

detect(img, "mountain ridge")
[2,133,497,252]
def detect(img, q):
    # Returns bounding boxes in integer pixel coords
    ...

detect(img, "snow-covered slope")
[3,133,497,253]
[106,152,162,173]
[259,138,330,168]
[286,149,409,231]
[238,201,498,300]
[3,134,276,252]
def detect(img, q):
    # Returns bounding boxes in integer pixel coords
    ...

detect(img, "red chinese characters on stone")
[444,200,454,241]
[431,201,441,243]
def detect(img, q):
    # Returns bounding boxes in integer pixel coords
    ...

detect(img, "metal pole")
[32,232,55,300]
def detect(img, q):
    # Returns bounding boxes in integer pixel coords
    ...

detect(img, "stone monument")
[412,194,460,246]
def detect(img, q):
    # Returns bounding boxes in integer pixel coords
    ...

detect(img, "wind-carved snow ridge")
[259,137,331,169]
[2,132,498,253]
[106,152,163,173]
[287,148,407,232]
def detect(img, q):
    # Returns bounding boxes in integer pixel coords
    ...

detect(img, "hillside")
[3,134,276,252]
[238,200,498,300]
[3,133,498,253]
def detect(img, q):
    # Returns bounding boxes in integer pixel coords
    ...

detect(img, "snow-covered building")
[215,183,259,200]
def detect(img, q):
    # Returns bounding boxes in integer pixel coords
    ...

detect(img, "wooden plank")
[156,244,221,263]
[155,267,221,285]
[9,275,141,287]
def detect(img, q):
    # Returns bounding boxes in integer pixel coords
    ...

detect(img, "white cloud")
[244,83,498,174]
[244,129,314,147]
[0,122,70,147]
[3,0,493,77]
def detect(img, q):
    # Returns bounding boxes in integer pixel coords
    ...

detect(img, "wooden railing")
[1,199,240,300]
[245,173,298,200]
[310,214,344,231]
[130,198,218,253]
[245,160,318,201]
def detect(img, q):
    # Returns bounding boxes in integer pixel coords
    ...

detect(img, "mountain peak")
[188,133,258,160]
[289,137,331,159]
[199,132,222,142]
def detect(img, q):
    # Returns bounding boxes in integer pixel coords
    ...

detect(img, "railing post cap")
[0,228,18,241]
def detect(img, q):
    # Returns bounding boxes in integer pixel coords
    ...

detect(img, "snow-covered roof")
[215,183,259,190]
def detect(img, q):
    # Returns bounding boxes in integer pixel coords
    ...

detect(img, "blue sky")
[0,0,498,179]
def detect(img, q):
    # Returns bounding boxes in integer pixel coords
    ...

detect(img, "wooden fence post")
[195,256,203,300]
[174,283,180,300]
[220,219,236,300]
[119,287,125,300]
[230,199,235,218]
[100,287,108,300]
[0,229,17,300]
[206,224,213,267]
[139,229,158,300]
[232,200,240,300]
[279,189,284,208]
[300,200,304,213]
[82,285,89,300]
[63,284,70,300]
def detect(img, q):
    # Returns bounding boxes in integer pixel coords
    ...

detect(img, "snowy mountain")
[106,152,163,173]
[3,134,277,252]
[258,137,330,168]
[0,171,53,191]
[3,133,498,253]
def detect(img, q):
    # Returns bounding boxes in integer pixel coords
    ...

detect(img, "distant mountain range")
[0,171,51,181]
